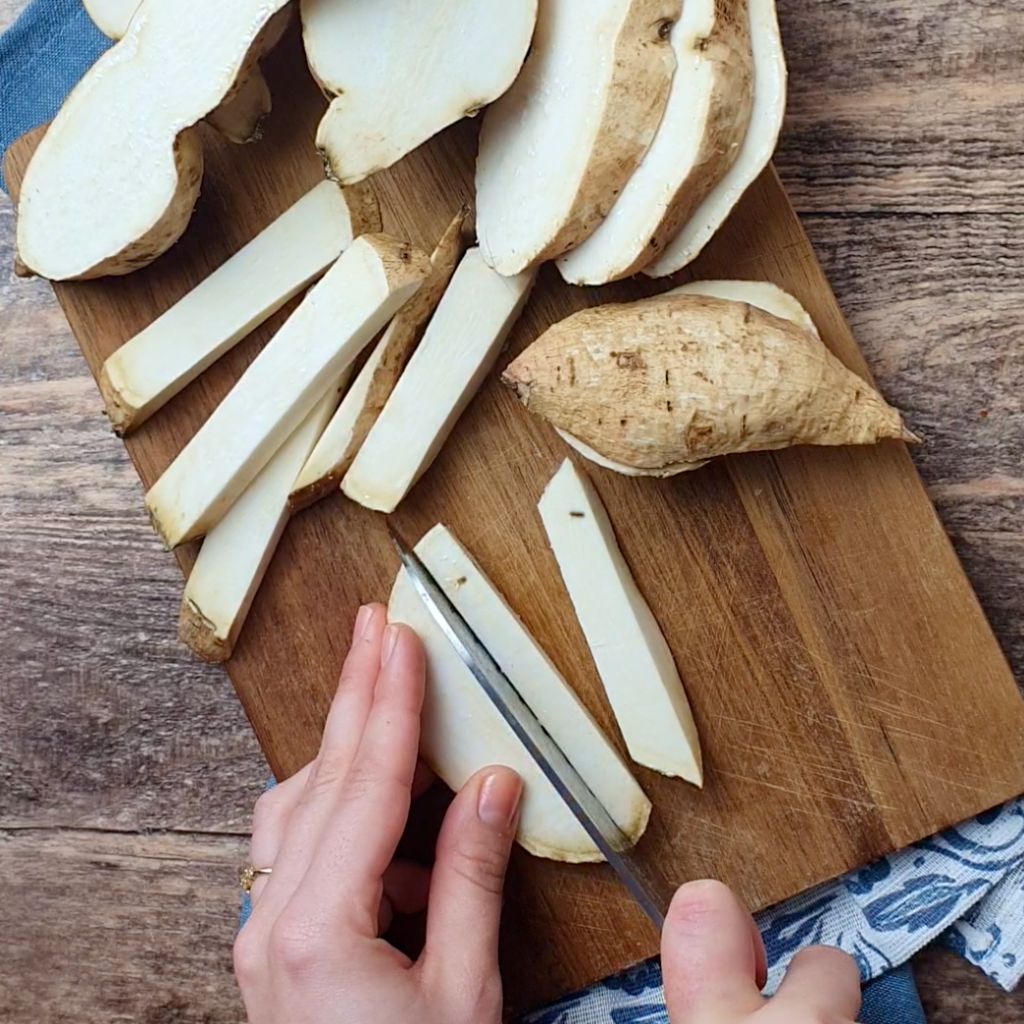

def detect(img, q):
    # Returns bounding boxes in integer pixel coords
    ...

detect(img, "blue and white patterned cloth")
[520,799,1024,1023]
[4,2,1024,1020]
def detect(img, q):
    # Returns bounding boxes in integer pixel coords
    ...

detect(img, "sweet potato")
[503,293,917,474]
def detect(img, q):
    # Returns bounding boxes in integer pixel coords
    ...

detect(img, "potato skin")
[625,0,754,276]
[551,0,683,258]
[559,0,755,285]
[478,0,683,275]
[503,293,915,472]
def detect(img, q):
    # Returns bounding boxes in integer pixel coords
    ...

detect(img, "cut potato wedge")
[388,524,651,862]
[477,0,681,276]
[303,0,536,185]
[289,208,468,511]
[539,459,703,783]
[179,373,352,663]
[556,279,815,475]
[100,181,380,435]
[16,0,290,280]
[558,0,754,285]
[342,248,535,514]
[146,234,430,549]
[503,292,916,476]
[645,0,786,277]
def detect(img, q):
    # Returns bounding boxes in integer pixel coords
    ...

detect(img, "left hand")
[233,603,524,1024]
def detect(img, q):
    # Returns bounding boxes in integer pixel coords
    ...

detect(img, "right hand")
[662,880,862,1023]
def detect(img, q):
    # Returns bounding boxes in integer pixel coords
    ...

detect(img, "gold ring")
[240,865,273,893]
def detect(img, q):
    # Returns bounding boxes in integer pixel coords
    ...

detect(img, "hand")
[662,880,861,1023]
[234,603,524,1024]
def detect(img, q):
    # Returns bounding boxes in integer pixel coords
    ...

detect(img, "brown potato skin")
[503,293,916,472]
[479,0,684,275]
[622,0,755,278]
[545,0,684,261]
[288,208,468,512]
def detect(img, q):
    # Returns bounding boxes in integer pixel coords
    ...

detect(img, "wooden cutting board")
[7,29,1024,1014]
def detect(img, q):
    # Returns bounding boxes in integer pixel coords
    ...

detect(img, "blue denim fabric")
[0,0,109,190]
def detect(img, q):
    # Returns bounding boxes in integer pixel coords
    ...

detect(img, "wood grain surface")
[2,0,1022,1020]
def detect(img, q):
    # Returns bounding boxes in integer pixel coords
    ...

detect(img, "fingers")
[423,766,522,995]
[316,604,391,777]
[248,764,313,903]
[662,880,766,1024]
[289,623,426,934]
[763,946,861,1022]
[248,604,387,925]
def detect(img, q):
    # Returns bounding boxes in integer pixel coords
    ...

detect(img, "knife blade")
[389,526,671,929]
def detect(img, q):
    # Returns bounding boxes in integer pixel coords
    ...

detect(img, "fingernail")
[477,769,523,829]
[354,604,374,640]
[381,623,401,666]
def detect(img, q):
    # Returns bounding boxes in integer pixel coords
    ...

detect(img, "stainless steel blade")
[390,528,670,929]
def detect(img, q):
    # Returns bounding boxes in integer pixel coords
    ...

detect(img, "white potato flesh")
[342,248,535,514]
[100,182,371,434]
[645,0,787,277]
[303,0,537,185]
[289,333,382,503]
[476,0,680,276]
[83,0,139,36]
[179,374,351,663]
[557,429,709,477]
[289,208,467,510]
[558,0,753,285]
[556,278,813,476]
[388,524,651,861]
[17,0,290,280]
[146,234,429,548]
[82,0,283,145]
[539,459,702,783]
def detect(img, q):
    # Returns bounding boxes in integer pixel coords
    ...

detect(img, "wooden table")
[0,0,1021,1020]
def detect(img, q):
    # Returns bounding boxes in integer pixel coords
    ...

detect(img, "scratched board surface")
[6,28,1024,1014]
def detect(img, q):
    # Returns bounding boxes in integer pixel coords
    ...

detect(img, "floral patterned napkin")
[521,798,1024,1022]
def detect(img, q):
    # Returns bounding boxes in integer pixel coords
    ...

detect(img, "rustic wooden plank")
[6,21,1024,1012]
[914,947,1024,1023]
[776,0,1024,214]
[0,828,249,1024]
[0,200,266,833]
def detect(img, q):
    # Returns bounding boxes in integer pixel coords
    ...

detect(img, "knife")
[389,527,672,930]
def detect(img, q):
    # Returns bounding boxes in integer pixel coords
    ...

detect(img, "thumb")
[662,880,767,1024]
[423,766,522,993]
